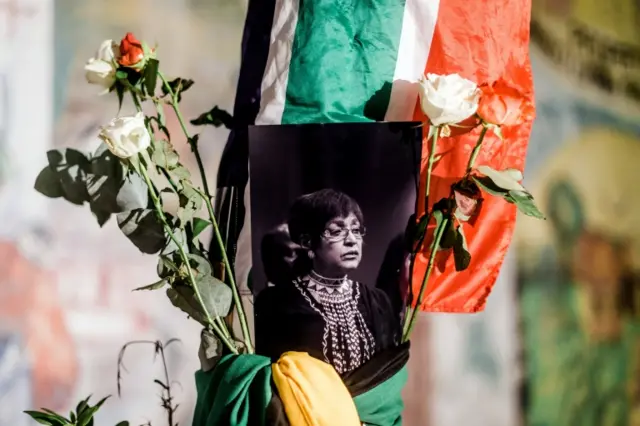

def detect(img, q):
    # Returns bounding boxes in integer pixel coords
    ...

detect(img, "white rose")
[98,112,151,159]
[477,165,525,192]
[84,58,116,94]
[95,39,120,62]
[418,73,481,126]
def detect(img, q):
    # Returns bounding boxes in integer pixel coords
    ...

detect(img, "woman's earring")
[307,250,315,259]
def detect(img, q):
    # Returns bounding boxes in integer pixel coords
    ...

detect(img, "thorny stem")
[157,72,211,196]
[195,186,254,353]
[130,92,234,345]
[402,120,490,340]
[138,158,237,354]
[157,72,253,353]
[424,126,440,208]
[401,125,441,340]
[402,217,450,341]
[466,124,489,173]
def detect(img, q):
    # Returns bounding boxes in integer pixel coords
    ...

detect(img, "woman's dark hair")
[287,188,364,247]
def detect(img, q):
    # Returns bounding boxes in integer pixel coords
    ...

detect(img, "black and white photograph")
[248,122,422,373]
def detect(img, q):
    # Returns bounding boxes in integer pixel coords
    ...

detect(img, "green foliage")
[190,105,233,128]
[473,174,545,219]
[161,77,194,102]
[116,209,166,254]
[24,395,116,426]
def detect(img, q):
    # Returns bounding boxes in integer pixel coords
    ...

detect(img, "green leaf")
[192,218,211,238]
[472,175,508,197]
[116,209,166,254]
[171,165,191,180]
[23,411,63,426]
[46,150,64,168]
[115,173,149,211]
[34,166,64,198]
[509,190,546,219]
[162,227,187,256]
[70,411,76,423]
[143,58,159,96]
[41,409,70,424]
[133,279,166,291]
[76,396,89,416]
[157,255,179,279]
[115,422,130,426]
[178,182,203,225]
[167,286,206,324]
[161,77,194,102]
[40,148,93,206]
[60,165,90,205]
[413,214,428,244]
[429,210,444,251]
[115,82,125,113]
[438,220,457,250]
[89,200,111,227]
[152,140,180,170]
[86,149,131,215]
[197,275,233,317]
[76,396,110,426]
[190,106,233,128]
[94,395,111,408]
[188,253,213,278]
[65,148,91,171]
[452,226,471,271]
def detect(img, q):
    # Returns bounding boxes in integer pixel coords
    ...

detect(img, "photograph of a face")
[248,122,421,373]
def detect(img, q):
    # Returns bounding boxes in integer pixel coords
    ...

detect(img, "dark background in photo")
[248,122,422,298]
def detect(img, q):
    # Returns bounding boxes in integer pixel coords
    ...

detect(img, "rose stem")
[466,123,488,173]
[130,92,233,342]
[402,216,449,342]
[131,92,231,339]
[401,125,440,338]
[424,126,440,205]
[157,71,254,353]
[139,159,237,354]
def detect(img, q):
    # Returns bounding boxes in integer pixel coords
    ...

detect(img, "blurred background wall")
[1,0,640,425]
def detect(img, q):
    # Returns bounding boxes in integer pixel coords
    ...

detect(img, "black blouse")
[254,279,400,373]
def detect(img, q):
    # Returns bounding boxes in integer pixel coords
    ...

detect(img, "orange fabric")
[411,0,534,312]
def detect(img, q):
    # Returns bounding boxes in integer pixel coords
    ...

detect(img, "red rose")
[118,32,145,67]
[477,79,534,126]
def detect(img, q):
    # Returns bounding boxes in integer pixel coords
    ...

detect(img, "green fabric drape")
[192,354,273,426]
[192,342,410,426]
[353,365,408,426]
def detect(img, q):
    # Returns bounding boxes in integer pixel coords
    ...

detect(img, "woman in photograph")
[254,188,400,374]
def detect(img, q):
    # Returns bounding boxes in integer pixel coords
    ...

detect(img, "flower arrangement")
[36,33,252,357]
[27,33,542,424]
[401,73,542,339]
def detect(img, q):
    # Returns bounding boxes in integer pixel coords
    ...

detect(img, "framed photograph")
[248,122,421,371]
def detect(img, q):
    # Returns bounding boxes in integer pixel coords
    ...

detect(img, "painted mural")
[0,0,247,424]
[517,0,640,424]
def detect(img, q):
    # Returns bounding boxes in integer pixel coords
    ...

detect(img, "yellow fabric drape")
[271,352,361,426]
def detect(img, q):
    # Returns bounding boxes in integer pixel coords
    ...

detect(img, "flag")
[213,0,534,313]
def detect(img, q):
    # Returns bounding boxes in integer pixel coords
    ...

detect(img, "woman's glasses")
[322,226,366,242]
